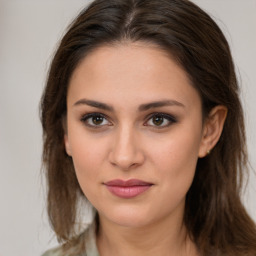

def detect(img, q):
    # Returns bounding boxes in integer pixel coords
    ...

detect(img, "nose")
[108,125,145,170]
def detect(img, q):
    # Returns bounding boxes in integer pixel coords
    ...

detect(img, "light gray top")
[42,222,100,256]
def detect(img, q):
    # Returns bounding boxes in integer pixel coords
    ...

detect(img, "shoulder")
[41,247,63,256]
[41,243,85,256]
[41,221,99,256]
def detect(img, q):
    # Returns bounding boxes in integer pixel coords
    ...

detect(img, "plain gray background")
[0,1,255,255]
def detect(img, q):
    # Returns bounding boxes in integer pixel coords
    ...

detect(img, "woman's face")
[65,42,206,228]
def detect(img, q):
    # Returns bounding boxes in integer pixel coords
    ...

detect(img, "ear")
[198,105,227,158]
[64,134,72,156]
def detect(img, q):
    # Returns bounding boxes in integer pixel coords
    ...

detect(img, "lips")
[104,179,153,199]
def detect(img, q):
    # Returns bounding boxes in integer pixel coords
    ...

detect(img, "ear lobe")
[198,105,227,158]
[64,134,72,156]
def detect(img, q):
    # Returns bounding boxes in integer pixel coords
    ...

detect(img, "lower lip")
[105,185,152,198]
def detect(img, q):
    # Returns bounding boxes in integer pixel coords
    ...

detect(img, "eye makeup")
[144,112,177,128]
[80,112,112,128]
[80,111,178,130]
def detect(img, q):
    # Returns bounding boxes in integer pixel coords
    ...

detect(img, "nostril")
[108,148,145,170]
[108,129,145,170]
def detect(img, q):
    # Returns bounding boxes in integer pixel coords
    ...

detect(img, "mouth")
[104,179,153,199]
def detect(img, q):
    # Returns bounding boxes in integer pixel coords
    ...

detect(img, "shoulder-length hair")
[40,0,256,255]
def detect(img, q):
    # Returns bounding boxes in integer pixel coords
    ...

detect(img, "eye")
[145,113,177,128]
[81,113,111,127]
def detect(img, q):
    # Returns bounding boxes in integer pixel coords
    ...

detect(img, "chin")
[111,215,151,229]
[99,205,154,228]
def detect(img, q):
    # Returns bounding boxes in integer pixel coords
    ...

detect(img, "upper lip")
[104,179,153,187]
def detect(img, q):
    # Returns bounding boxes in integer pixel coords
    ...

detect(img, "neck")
[96,209,198,256]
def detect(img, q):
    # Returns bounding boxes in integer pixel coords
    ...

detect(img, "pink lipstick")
[104,179,152,199]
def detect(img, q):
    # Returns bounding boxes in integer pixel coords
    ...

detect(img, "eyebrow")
[138,100,185,111]
[73,99,185,111]
[73,99,114,111]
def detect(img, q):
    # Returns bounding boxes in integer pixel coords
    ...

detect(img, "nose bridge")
[109,123,144,170]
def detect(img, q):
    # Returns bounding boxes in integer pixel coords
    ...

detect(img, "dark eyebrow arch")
[138,100,185,111]
[73,98,184,112]
[73,99,114,111]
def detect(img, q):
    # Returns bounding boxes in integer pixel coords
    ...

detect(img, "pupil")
[93,116,103,125]
[153,116,163,126]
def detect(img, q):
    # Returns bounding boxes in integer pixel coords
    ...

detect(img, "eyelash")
[80,113,111,128]
[145,112,177,128]
[80,112,177,129]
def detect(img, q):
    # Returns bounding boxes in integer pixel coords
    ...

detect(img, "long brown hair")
[40,0,256,255]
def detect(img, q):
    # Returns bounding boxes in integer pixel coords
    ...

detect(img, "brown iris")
[152,115,164,126]
[92,115,104,125]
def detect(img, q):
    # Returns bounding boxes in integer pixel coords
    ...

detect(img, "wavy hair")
[40,0,256,255]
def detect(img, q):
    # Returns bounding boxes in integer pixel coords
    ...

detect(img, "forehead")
[68,42,201,110]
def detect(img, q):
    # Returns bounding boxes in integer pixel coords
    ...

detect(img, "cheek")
[151,124,201,166]
[69,141,104,202]
[71,140,104,176]
[67,125,107,185]
[149,126,202,195]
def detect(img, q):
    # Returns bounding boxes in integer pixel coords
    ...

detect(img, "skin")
[64,42,227,256]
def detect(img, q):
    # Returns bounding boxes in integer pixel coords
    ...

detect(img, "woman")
[41,0,256,255]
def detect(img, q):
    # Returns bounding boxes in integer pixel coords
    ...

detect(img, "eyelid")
[80,111,177,129]
[80,112,112,127]
[144,112,177,128]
